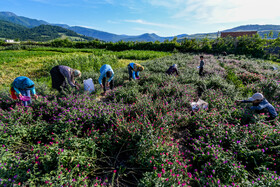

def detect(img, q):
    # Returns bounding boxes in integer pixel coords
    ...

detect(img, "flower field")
[1,53,280,186]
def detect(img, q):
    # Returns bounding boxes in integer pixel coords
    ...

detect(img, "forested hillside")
[0,20,94,41]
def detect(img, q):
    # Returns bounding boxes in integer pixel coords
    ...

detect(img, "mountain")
[0,11,48,28]
[222,24,280,32]
[222,24,280,39]
[121,33,165,42]
[1,11,280,42]
[0,11,185,42]
[0,20,29,39]
[0,20,94,41]
[56,25,130,42]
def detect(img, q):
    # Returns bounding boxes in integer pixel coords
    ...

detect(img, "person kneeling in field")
[128,62,144,81]
[235,93,278,121]
[99,64,114,96]
[10,76,38,107]
[50,65,81,91]
[166,64,179,76]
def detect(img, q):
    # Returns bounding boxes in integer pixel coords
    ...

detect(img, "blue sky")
[1,0,280,36]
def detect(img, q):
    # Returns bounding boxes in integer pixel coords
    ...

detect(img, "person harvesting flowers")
[128,62,144,81]
[235,93,278,121]
[98,64,114,96]
[50,65,81,91]
[166,64,179,76]
[10,76,38,106]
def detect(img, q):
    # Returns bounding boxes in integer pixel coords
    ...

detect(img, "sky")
[1,0,280,36]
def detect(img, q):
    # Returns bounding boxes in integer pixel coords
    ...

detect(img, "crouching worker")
[128,62,144,81]
[10,76,38,106]
[166,64,179,76]
[99,64,114,96]
[236,93,278,121]
[50,65,81,91]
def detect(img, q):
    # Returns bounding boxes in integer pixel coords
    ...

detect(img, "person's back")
[166,64,179,76]
[50,65,81,91]
[250,99,278,120]
[99,64,114,95]
[236,93,278,121]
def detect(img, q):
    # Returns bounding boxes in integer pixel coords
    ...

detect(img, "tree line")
[1,34,280,61]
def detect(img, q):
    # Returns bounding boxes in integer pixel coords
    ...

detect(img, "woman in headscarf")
[50,65,81,91]
[166,64,179,76]
[10,76,38,106]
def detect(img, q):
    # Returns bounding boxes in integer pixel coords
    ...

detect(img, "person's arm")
[175,68,179,75]
[30,87,36,95]
[60,68,76,87]
[98,72,105,85]
[13,87,21,95]
[108,71,114,83]
[132,71,136,80]
[250,105,263,111]
[235,100,252,104]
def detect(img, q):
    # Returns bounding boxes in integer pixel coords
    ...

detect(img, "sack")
[83,78,95,93]
[191,99,208,111]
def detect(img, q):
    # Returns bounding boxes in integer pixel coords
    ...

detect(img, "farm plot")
[0,53,280,186]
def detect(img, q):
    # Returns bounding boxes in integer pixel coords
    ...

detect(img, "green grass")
[0,47,171,88]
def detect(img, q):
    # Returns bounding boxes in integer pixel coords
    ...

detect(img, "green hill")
[0,11,48,28]
[0,20,94,41]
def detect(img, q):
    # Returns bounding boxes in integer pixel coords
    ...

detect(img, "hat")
[74,70,81,77]
[248,93,264,101]
[173,64,177,68]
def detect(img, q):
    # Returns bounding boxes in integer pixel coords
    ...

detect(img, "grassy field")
[0,47,171,88]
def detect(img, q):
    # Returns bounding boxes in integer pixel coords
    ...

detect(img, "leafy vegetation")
[1,52,280,186]
[0,48,171,88]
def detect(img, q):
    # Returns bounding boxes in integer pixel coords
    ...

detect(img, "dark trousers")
[50,66,65,91]
[128,66,133,80]
[199,67,204,76]
[102,77,114,93]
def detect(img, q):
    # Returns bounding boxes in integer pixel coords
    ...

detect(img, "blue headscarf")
[12,76,35,90]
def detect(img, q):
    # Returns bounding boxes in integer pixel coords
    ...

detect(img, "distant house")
[5,39,15,43]
[5,39,20,43]
[221,31,257,38]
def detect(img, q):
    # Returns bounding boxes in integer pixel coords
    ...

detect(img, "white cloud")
[125,19,182,29]
[146,0,280,24]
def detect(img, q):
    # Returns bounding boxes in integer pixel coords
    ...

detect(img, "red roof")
[221,31,257,38]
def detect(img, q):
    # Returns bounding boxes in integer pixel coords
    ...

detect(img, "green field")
[1,49,280,186]
[0,47,171,88]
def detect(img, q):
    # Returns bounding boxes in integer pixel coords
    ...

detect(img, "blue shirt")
[242,99,278,118]
[128,63,140,80]
[11,76,36,95]
[98,64,114,85]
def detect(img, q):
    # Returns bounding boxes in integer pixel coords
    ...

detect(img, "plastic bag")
[83,78,95,93]
[19,95,31,101]
[191,99,208,111]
